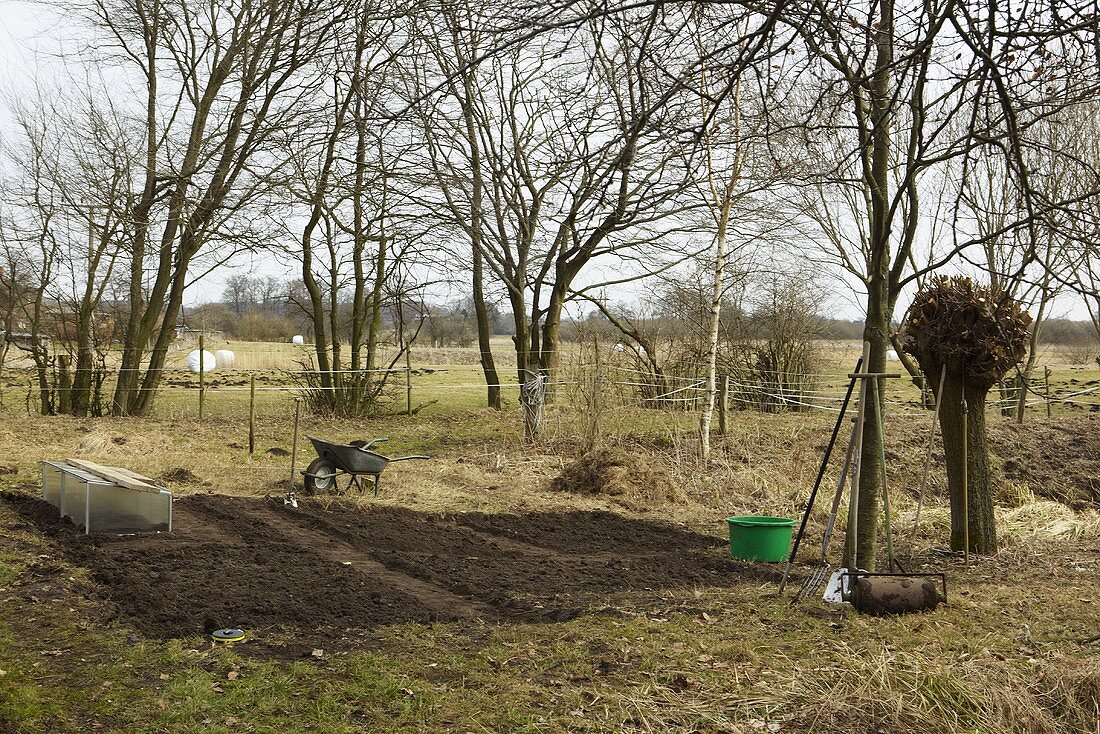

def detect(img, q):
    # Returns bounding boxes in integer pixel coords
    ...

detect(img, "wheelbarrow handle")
[389,455,431,462]
[360,437,389,450]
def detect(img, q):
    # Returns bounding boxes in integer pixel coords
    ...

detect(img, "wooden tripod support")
[845,341,902,571]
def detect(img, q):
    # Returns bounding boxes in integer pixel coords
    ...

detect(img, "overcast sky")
[0,2,1092,324]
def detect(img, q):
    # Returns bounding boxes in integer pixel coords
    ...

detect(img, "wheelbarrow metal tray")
[307,437,389,474]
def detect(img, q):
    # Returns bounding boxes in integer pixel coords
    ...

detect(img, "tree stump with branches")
[903,276,1031,555]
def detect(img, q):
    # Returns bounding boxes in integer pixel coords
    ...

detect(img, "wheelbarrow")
[301,437,429,496]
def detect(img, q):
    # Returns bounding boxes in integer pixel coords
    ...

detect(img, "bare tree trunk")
[472,243,501,410]
[457,53,501,410]
[936,372,998,554]
[349,102,368,374]
[71,304,95,417]
[539,281,569,398]
[699,197,731,462]
[509,291,529,385]
[348,34,372,377]
[365,234,386,372]
[844,310,890,571]
[1014,286,1051,423]
[301,215,333,385]
[847,0,894,571]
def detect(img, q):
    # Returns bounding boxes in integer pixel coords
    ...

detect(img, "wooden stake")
[846,341,872,570]
[1044,366,1052,418]
[405,347,413,417]
[871,379,895,570]
[289,397,302,492]
[909,362,946,548]
[593,336,602,419]
[961,390,969,564]
[718,374,728,437]
[198,333,205,421]
[248,373,256,456]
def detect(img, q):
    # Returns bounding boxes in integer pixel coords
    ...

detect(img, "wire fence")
[1,357,1097,424]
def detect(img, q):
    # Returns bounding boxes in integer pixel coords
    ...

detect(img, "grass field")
[0,339,1098,733]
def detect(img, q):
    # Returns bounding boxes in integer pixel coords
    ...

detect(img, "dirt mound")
[988,415,1100,509]
[158,467,204,485]
[551,447,677,503]
[3,492,771,650]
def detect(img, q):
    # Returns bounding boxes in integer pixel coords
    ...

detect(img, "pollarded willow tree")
[903,276,1031,554]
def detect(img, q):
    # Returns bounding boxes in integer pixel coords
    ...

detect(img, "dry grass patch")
[551,446,681,506]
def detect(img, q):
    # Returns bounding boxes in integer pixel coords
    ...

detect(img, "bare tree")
[276,1,415,415]
[5,91,144,416]
[960,148,1061,422]
[411,5,722,408]
[684,8,788,461]
[53,0,350,416]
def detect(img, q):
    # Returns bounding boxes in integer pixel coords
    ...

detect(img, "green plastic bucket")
[726,516,795,562]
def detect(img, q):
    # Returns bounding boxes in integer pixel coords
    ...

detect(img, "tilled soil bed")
[5,492,772,645]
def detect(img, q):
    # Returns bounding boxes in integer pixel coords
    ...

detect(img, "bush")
[232,313,299,342]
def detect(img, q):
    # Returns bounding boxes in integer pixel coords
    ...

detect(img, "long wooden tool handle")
[962,388,969,564]
[871,379,895,570]
[289,398,302,492]
[846,340,872,569]
[778,356,863,593]
[822,415,860,559]
[909,362,947,548]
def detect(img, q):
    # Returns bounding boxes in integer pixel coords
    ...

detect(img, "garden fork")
[793,413,860,603]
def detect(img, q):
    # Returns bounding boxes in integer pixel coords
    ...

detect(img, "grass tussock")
[75,425,171,458]
[773,650,1100,734]
[999,500,1100,540]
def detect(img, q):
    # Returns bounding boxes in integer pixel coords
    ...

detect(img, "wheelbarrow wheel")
[303,457,338,495]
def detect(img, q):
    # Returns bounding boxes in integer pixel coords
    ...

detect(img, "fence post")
[198,332,205,421]
[248,373,256,456]
[1044,366,1052,418]
[718,374,728,436]
[405,347,413,417]
[593,336,602,419]
[522,370,546,442]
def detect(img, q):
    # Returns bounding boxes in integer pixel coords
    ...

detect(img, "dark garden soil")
[3,492,774,651]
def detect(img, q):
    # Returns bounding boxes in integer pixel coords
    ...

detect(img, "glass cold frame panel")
[85,484,171,534]
[40,461,173,534]
[41,462,64,508]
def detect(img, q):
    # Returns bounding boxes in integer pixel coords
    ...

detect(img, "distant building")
[0,329,50,350]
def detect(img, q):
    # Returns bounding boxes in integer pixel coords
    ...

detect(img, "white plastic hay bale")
[215,349,236,368]
[887,349,900,361]
[186,350,216,373]
[292,334,305,345]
